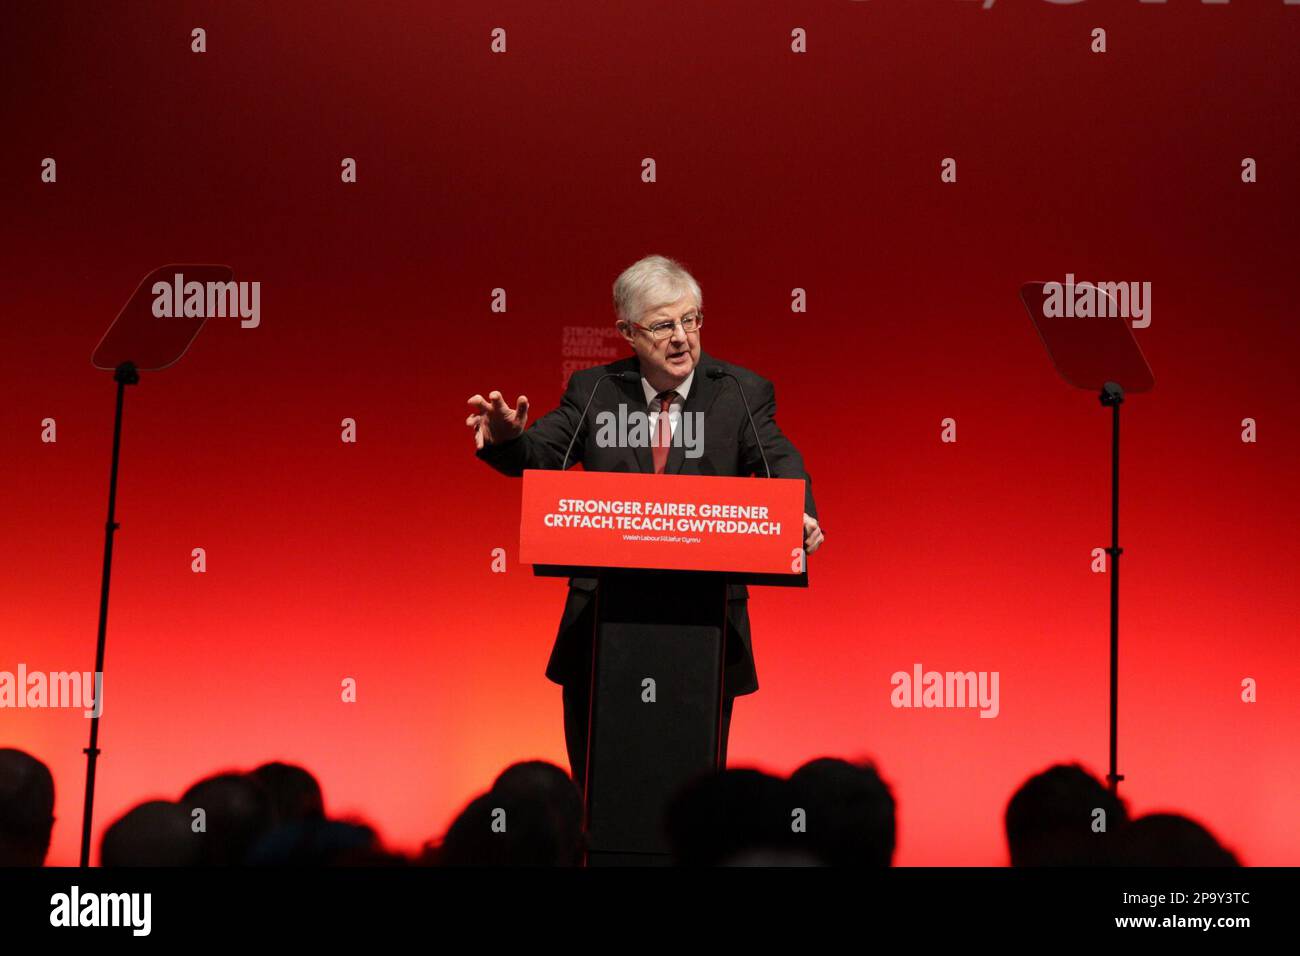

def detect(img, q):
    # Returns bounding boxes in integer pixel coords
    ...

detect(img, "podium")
[519,469,807,865]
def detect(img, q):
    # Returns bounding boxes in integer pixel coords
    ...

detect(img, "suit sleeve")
[475,373,591,476]
[739,378,818,519]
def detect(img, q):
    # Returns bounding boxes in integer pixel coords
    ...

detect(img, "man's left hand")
[802,513,824,555]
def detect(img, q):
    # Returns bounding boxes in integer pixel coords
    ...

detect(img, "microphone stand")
[705,367,770,478]
[561,371,638,471]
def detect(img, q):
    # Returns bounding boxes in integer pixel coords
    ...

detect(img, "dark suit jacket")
[476,350,817,697]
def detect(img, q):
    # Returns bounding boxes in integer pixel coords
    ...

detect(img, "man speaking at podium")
[466,254,823,787]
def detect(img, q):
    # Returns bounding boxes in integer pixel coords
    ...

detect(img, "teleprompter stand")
[1020,281,1155,794]
[82,263,232,865]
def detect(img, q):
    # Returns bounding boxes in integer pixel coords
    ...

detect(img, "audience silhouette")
[0,748,55,867]
[101,800,202,866]
[664,768,804,865]
[251,761,325,826]
[435,789,573,866]
[181,771,274,866]
[1005,763,1128,866]
[246,817,401,866]
[490,760,586,866]
[789,757,896,866]
[1112,812,1240,867]
[0,746,1247,867]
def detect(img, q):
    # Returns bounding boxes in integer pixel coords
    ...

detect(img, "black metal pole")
[80,361,138,866]
[1100,382,1125,794]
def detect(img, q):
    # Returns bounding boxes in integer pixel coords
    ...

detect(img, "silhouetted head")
[246,817,403,866]
[665,768,800,866]
[1005,763,1128,866]
[251,762,325,825]
[1113,813,1240,866]
[0,748,55,866]
[435,790,570,866]
[101,800,202,866]
[491,760,584,866]
[789,757,897,866]
[181,771,273,865]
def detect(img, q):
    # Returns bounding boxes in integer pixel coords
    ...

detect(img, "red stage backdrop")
[1,1,1296,866]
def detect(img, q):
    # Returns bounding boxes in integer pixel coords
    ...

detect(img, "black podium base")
[583,570,728,859]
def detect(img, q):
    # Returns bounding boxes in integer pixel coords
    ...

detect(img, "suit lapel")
[609,360,653,474]
[666,352,721,475]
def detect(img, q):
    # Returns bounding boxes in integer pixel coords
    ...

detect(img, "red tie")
[652,391,677,474]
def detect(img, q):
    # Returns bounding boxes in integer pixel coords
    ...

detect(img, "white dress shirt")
[641,368,694,441]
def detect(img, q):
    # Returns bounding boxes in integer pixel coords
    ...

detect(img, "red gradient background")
[2,1,1297,866]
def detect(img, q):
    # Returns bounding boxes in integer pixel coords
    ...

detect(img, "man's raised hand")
[466,390,529,450]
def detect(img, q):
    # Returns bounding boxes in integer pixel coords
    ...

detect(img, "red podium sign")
[519,469,805,575]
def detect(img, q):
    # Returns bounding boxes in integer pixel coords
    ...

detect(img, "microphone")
[561,370,640,471]
[706,366,770,479]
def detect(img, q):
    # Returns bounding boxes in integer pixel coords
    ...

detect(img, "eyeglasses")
[630,311,704,341]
